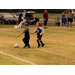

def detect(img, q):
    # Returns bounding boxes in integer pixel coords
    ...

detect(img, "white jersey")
[34,27,44,35]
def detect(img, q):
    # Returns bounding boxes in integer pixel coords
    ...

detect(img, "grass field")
[33,13,68,19]
[0,24,75,65]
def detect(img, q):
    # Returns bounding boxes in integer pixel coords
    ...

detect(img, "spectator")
[18,13,23,24]
[30,14,34,20]
[67,10,74,28]
[74,14,75,21]
[71,9,75,21]
[43,10,48,29]
[55,17,60,26]
[26,17,32,25]
[61,12,66,26]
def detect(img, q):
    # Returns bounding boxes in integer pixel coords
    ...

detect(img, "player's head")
[44,10,48,13]
[23,23,28,28]
[36,22,42,27]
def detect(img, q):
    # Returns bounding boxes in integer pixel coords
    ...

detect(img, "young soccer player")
[31,22,45,48]
[19,23,30,48]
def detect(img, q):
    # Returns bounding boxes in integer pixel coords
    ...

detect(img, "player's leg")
[26,36,30,48]
[70,22,72,27]
[37,36,40,48]
[70,18,73,27]
[39,35,45,47]
[23,37,27,48]
[67,18,69,27]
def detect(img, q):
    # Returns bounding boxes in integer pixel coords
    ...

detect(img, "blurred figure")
[67,10,74,28]
[26,17,32,25]
[18,13,23,24]
[43,10,48,29]
[55,17,60,26]
[61,12,66,26]
[72,9,75,21]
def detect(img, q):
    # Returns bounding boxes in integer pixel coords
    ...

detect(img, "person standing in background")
[71,9,75,21]
[19,13,23,24]
[67,10,74,28]
[61,12,65,26]
[43,10,48,29]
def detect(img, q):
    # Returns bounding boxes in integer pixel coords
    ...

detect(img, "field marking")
[0,51,37,65]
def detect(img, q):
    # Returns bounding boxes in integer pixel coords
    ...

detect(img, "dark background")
[0,9,66,13]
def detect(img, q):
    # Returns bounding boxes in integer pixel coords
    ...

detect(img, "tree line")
[0,9,65,13]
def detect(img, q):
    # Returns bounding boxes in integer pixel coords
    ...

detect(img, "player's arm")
[42,30,44,35]
[31,29,37,34]
[19,28,27,36]
[19,32,24,36]
[31,32,35,34]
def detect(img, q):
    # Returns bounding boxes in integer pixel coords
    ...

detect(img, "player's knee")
[36,38,38,40]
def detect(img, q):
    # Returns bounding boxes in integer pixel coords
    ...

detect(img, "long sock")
[37,40,40,45]
[40,41,44,47]
[40,41,44,45]
[37,40,40,47]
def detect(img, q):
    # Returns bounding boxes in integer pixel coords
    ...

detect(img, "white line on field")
[0,51,37,65]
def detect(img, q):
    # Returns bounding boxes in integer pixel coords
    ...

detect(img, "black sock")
[40,41,44,45]
[37,40,40,45]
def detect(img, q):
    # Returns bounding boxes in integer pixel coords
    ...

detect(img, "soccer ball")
[14,43,19,48]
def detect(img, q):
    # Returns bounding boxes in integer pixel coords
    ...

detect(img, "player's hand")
[31,32,34,34]
[42,33,44,35]
[18,34,21,36]
[44,18,46,21]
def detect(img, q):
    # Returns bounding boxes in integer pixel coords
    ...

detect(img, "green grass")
[0,24,75,65]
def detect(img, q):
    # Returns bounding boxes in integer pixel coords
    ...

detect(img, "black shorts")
[37,35,42,40]
[23,36,30,44]
[68,18,73,22]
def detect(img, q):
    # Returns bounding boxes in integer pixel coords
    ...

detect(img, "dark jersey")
[19,14,23,20]
[43,13,48,20]
[23,27,29,36]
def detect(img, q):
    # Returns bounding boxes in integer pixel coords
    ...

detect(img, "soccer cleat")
[27,47,31,49]
[42,44,45,47]
[67,26,69,28]
[23,45,27,48]
[44,27,47,29]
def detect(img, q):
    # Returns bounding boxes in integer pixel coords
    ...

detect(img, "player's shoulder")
[39,27,42,28]
[39,27,44,31]
[24,27,29,30]
[39,27,43,29]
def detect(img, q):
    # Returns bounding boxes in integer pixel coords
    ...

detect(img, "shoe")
[67,26,69,28]
[27,47,31,48]
[42,44,45,47]
[23,45,27,48]
[44,27,47,29]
